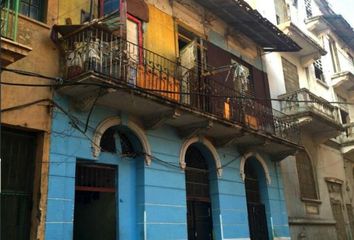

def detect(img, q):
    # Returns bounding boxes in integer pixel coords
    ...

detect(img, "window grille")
[75,164,116,193]
[305,0,312,18]
[314,59,325,82]
[185,147,210,202]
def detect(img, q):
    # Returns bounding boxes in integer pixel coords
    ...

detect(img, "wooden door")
[1,128,36,240]
[185,147,213,240]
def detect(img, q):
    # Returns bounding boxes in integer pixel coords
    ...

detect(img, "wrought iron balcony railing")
[1,0,19,41]
[57,25,299,143]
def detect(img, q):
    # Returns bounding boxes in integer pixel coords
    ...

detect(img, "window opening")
[100,127,136,155]
[244,160,269,240]
[329,38,341,73]
[1,128,37,240]
[74,163,117,240]
[185,146,213,240]
[314,59,325,82]
[11,0,45,22]
[178,25,209,111]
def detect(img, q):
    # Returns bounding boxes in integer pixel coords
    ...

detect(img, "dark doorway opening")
[1,127,37,240]
[73,163,117,240]
[185,146,213,240]
[245,160,269,240]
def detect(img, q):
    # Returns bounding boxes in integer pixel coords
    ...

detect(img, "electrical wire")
[2,78,354,106]
[84,88,102,133]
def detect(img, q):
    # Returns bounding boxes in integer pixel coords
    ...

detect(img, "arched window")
[296,151,318,199]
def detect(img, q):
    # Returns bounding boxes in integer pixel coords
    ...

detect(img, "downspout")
[89,0,94,21]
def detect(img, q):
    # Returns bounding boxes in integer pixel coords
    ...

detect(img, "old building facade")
[45,0,300,239]
[1,0,59,239]
[248,0,354,239]
[2,0,353,240]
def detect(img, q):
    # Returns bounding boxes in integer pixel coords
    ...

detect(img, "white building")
[246,0,354,239]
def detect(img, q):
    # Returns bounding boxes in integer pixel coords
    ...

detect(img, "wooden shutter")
[282,57,299,93]
[253,66,271,108]
[296,151,318,199]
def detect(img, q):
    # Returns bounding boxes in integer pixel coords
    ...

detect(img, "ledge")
[301,197,322,204]
[1,37,32,66]
[316,79,330,89]
[288,217,336,225]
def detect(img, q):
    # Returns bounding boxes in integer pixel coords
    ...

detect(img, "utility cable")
[2,79,354,106]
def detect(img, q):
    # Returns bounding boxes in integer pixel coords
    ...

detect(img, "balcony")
[338,128,354,160]
[331,71,354,93]
[52,23,300,159]
[279,88,343,140]
[1,1,32,66]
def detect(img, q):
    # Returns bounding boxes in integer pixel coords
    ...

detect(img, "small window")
[314,59,325,82]
[100,0,120,16]
[296,151,318,200]
[13,0,45,22]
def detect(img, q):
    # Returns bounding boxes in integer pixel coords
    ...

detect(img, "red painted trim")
[128,14,143,62]
[76,186,116,193]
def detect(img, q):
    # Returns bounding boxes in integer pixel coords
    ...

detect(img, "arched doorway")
[245,159,269,240]
[185,145,213,240]
[74,125,144,240]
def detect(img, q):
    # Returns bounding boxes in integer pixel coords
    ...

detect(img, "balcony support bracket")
[143,109,181,130]
[178,120,213,139]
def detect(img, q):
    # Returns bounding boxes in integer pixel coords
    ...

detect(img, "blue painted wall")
[45,93,290,240]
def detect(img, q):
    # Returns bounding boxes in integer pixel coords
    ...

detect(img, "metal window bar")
[305,0,313,18]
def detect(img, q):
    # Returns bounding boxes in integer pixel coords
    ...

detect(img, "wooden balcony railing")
[279,88,340,123]
[58,25,299,143]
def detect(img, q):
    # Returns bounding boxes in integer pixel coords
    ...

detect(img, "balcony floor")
[58,71,301,160]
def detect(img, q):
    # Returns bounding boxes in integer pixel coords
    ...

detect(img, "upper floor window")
[329,37,341,73]
[100,0,120,16]
[314,59,325,82]
[304,0,313,18]
[296,151,318,200]
[17,0,45,22]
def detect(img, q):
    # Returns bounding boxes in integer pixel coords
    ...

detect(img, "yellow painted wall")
[58,0,98,25]
[144,4,176,61]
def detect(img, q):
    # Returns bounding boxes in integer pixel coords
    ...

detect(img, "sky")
[327,0,354,27]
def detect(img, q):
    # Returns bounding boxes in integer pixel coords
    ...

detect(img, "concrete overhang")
[279,21,327,67]
[331,71,354,93]
[0,37,32,66]
[193,0,301,52]
[306,15,354,51]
